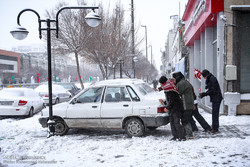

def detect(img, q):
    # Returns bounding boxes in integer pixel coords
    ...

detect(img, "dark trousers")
[181,109,193,137]
[169,112,185,139]
[191,104,211,131]
[212,101,221,131]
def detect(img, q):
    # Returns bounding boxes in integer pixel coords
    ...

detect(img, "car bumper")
[43,98,56,105]
[0,106,29,116]
[39,117,49,128]
[140,113,169,127]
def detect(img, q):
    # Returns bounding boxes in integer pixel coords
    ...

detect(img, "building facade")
[0,49,20,84]
[182,0,250,115]
[161,16,182,78]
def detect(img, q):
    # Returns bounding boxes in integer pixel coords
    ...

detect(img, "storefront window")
[240,12,250,93]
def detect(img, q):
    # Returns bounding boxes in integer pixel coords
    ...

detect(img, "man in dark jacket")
[159,76,186,141]
[199,69,223,133]
[172,72,194,139]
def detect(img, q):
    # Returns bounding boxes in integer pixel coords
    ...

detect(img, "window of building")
[0,55,17,61]
[239,12,250,93]
[0,64,14,70]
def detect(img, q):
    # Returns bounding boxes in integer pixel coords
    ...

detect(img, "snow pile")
[0,109,250,167]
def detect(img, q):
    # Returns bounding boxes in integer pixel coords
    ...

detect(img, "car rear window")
[0,89,25,97]
[135,83,154,95]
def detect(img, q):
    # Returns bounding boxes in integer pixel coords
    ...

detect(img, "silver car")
[35,84,72,105]
[0,88,44,117]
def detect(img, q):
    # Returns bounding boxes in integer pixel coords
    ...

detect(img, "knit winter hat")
[172,72,184,84]
[161,80,179,94]
[201,69,210,77]
[159,76,168,84]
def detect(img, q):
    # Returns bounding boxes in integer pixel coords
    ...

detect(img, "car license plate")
[0,101,14,105]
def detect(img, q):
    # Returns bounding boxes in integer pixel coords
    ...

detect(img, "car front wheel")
[55,98,59,104]
[28,107,34,117]
[125,118,145,137]
[54,119,69,136]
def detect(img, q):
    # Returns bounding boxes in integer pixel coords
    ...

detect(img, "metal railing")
[0,83,40,89]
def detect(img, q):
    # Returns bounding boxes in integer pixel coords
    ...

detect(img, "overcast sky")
[0,0,188,71]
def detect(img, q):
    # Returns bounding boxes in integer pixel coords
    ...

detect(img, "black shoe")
[187,136,194,140]
[170,137,177,141]
[178,138,186,141]
[203,128,212,132]
[210,129,219,134]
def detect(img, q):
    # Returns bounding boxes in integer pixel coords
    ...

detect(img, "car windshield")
[0,89,25,97]
[134,83,155,96]
[60,84,72,90]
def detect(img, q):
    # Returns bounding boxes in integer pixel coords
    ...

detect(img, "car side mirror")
[71,98,77,105]
[133,97,140,102]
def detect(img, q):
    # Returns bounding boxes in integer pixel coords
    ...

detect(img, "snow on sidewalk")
[0,109,250,167]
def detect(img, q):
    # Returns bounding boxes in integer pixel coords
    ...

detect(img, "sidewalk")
[193,124,250,139]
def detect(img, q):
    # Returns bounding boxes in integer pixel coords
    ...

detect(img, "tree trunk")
[75,52,84,89]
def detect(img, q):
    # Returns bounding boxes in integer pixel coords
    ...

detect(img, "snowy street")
[0,108,250,167]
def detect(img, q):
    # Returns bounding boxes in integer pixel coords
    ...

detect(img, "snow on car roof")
[0,88,35,97]
[4,87,32,90]
[34,84,67,93]
[91,78,145,87]
[0,87,33,92]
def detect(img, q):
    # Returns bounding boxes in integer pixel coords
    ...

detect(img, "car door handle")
[92,106,98,108]
[123,104,129,107]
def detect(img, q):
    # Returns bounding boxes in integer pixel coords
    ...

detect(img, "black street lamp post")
[10,6,101,137]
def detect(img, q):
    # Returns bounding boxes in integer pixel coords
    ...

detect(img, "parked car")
[56,83,80,96]
[75,82,92,90]
[35,84,72,105]
[0,88,44,117]
[39,79,169,137]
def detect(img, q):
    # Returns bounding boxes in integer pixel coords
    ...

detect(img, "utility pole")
[141,25,148,61]
[131,0,135,78]
[149,45,153,64]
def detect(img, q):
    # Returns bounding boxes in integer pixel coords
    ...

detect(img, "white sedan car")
[39,79,169,137]
[0,88,44,117]
[35,84,72,105]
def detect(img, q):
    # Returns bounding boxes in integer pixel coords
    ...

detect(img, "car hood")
[41,102,69,117]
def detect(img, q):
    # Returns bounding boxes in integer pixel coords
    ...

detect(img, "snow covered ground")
[0,108,250,167]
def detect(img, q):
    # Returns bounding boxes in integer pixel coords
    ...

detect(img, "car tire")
[28,107,34,117]
[125,118,145,137]
[54,119,69,136]
[55,98,59,104]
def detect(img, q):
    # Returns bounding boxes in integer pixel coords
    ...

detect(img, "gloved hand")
[199,92,207,98]
[158,87,163,91]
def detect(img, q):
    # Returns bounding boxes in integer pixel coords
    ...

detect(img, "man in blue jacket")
[199,69,223,134]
